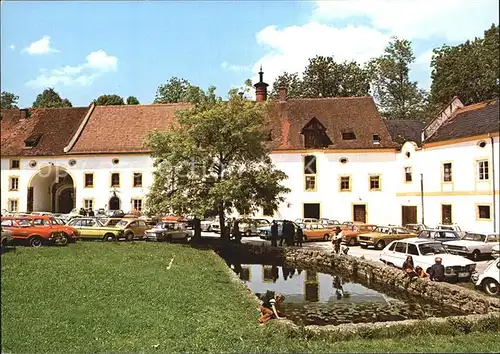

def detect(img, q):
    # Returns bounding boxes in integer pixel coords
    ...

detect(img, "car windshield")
[157,222,175,230]
[116,220,129,227]
[374,227,390,234]
[418,242,448,256]
[462,233,486,242]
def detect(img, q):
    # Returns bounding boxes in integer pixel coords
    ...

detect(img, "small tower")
[254,66,269,102]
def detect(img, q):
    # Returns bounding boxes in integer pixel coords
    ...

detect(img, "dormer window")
[301,117,332,149]
[24,133,42,148]
[341,130,356,140]
[372,134,380,144]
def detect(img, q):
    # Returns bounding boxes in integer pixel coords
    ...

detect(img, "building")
[1,71,498,233]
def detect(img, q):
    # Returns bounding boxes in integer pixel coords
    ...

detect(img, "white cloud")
[313,0,499,42]
[250,22,390,88]
[10,44,15,50]
[221,61,251,72]
[26,50,118,89]
[24,36,59,55]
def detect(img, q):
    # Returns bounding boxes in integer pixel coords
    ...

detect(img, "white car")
[443,233,499,261]
[436,224,466,237]
[238,218,271,236]
[144,221,193,242]
[492,244,500,259]
[380,238,476,281]
[200,218,216,232]
[472,258,500,295]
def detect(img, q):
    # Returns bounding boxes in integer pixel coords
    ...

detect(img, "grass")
[1,242,499,353]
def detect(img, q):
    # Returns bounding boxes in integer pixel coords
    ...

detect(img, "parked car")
[144,221,192,242]
[417,229,461,243]
[380,238,476,282]
[302,223,332,242]
[105,210,125,218]
[60,208,80,220]
[30,211,54,217]
[101,218,123,227]
[1,218,67,247]
[294,218,319,228]
[27,215,79,243]
[200,217,216,231]
[405,224,428,233]
[319,218,340,227]
[114,218,149,241]
[436,224,466,237]
[358,225,416,250]
[340,221,365,231]
[67,218,124,241]
[238,218,271,236]
[492,244,500,259]
[472,258,500,295]
[1,228,14,252]
[341,224,377,246]
[443,233,500,261]
[258,220,299,240]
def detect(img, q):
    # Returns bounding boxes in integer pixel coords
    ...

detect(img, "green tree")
[430,24,499,107]
[270,72,303,99]
[368,37,427,120]
[154,77,209,104]
[32,88,72,108]
[95,94,125,106]
[126,96,140,105]
[146,90,290,242]
[1,91,19,109]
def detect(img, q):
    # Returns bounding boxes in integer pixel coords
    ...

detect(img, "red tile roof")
[1,107,89,157]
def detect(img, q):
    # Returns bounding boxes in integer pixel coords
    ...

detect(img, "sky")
[1,0,499,107]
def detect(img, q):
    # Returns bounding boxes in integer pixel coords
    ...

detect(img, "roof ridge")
[280,96,373,102]
[94,103,192,108]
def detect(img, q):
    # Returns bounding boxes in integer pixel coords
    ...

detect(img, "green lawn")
[1,242,499,353]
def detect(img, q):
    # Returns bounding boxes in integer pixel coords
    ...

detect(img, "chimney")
[278,86,287,101]
[253,66,269,102]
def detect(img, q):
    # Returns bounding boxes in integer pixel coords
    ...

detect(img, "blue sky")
[2,0,498,107]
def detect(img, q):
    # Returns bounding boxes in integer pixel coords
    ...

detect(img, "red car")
[0,217,68,247]
[26,215,79,243]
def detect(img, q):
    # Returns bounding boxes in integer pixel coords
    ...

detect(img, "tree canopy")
[1,91,19,109]
[146,89,289,242]
[32,88,72,108]
[154,77,218,105]
[368,37,427,120]
[430,24,499,107]
[126,96,140,105]
[95,94,125,106]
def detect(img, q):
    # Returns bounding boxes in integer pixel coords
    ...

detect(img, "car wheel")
[245,230,252,237]
[323,234,330,241]
[375,240,385,250]
[103,233,116,242]
[125,232,134,241]
[472,250,481,261]
[482,278,500,296]
[29,237,43,248]
[360,244,368,249]
[59,233,69,246]
[1,239,7,253]
[348,238,356,246]
[166,234,172,242]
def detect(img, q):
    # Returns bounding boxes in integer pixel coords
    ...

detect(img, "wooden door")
[353,205,367,223]
[401,206,417,226]
[441,205,452,224]
[27,187,34,213]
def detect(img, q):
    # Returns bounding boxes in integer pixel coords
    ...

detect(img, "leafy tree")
[126,96,140,105]
[146,90,290,242]
[154,77,209,104]
[32,88,72,108]
[95,94,125,106]
[270,72,303,99]
[368,37,427,120]
[1,91,19,109]
[430,24,499,107]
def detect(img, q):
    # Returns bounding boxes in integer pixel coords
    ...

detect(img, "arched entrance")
[109,196,121,210]
[28,165,75,213]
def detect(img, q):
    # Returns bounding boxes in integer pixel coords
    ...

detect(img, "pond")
[226,262,467,326]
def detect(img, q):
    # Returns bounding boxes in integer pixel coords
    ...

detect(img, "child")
[258,291,286,324]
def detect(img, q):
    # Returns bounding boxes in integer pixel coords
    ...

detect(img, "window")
[10,159,20,169]
[404,167,412,182]
[369,175,380,191]
[478,160,489,180]
[304,155,317,192]
[132,199,143,212]
[9,177,19,191]
[84,173,94,188]
[84,199,94,210]
[111,173,120,187]
[33,219,50,226]
[341,131,356,140]
[407,244,419,256]
[443,163,452,182]
[340,176,351,191]
[478,205,491,220]
[394,242,407,253]
[372,134,380,144]
[133,173,143,187]
[441,204,452,224]
[8,199,18,212]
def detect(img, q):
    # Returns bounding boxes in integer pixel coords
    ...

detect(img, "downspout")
[489,134,496,233]
[420,173,425,226]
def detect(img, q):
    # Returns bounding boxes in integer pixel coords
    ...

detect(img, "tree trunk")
[219,206,229,244]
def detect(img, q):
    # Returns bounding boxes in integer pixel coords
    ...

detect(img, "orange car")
[1,217,67,247]
[26,215,79,243]
[341,224,377,246]
[302,223,333,242]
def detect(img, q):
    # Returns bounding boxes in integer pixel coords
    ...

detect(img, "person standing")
[87,209,95,217]
[193,216,202,242]
[289,222,296,246]
[279,220,288,246]
[296,225,304,247]
[232,219,241,244]
[270,221,279,247]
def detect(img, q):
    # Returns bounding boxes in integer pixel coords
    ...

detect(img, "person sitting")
[415,266,428,279]
[402,255,417,277]
[428,257,446,282]
[258,292,285,324]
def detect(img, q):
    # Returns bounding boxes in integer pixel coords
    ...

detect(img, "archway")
[28,165,75,213]
[109,196,121,210]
